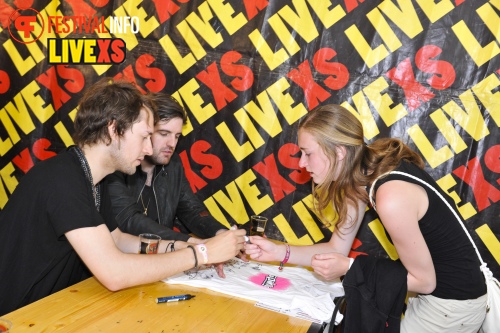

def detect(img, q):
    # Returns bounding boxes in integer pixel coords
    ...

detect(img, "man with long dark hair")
[106,93,227,243]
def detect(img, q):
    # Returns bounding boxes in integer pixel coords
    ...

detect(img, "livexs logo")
[9,8,136,65]
[47,38,126,64]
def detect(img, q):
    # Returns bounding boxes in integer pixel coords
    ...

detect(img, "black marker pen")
[156,294,196,303]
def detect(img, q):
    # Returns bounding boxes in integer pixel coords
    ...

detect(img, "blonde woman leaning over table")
[244,104,486,333]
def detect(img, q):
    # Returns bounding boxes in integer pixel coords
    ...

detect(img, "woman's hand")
[311,252,350,281]
[244,236,284,262]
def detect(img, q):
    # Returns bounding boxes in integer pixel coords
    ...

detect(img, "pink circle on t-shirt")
[249,273,291,290]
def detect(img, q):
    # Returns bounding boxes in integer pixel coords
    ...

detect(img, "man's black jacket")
[105,154,226,241]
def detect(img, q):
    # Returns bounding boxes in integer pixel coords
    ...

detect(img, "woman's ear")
[335,145,347,161]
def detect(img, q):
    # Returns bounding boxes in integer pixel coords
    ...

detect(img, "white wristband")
[196,244,209,264]
[348,258,354,270]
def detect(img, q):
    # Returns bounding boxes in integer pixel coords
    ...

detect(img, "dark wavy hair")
[73,79,157,146]
[148,93,187,124]
[298,104,424,232]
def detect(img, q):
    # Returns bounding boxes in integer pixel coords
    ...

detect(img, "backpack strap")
[369,170,486,266]
[368,171,391,211]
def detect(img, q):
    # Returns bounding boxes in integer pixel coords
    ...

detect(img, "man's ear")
[108,120,118,141]
[335,145,347,161]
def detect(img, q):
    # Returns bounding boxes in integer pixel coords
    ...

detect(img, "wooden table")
[3,277,323,332]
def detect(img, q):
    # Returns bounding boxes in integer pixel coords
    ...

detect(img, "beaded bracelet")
[187,245,198,269]
[279,244,290,271]
[196,244,209,264]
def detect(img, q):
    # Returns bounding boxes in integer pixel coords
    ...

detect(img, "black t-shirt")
[373,161,486,300]
[0,148,118,315]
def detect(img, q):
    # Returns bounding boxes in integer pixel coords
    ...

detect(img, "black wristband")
[187,245,198,269]
[166,242,174,253]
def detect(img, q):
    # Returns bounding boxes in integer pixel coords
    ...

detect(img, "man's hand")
[203,228,246,264]
[187,237,205,244]
[213,262,226,278]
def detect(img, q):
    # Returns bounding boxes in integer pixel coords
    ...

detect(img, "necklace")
[73,146,101,211]
[140,168,155,216]
[140,192,150,216]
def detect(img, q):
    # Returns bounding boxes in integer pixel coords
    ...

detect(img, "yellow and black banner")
[1,0,499,276]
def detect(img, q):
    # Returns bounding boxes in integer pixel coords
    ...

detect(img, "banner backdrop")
[1,0,499,277]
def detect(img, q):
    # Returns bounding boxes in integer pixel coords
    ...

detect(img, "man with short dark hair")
[106,93,227,243]
[0,80,245,315]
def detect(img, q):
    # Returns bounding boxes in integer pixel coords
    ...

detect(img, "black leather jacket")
[105,154,226,241]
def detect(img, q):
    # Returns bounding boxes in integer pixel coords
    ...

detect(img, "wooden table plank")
[4,277,318,332]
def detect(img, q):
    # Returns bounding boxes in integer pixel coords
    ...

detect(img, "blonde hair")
[298,104,424,232]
